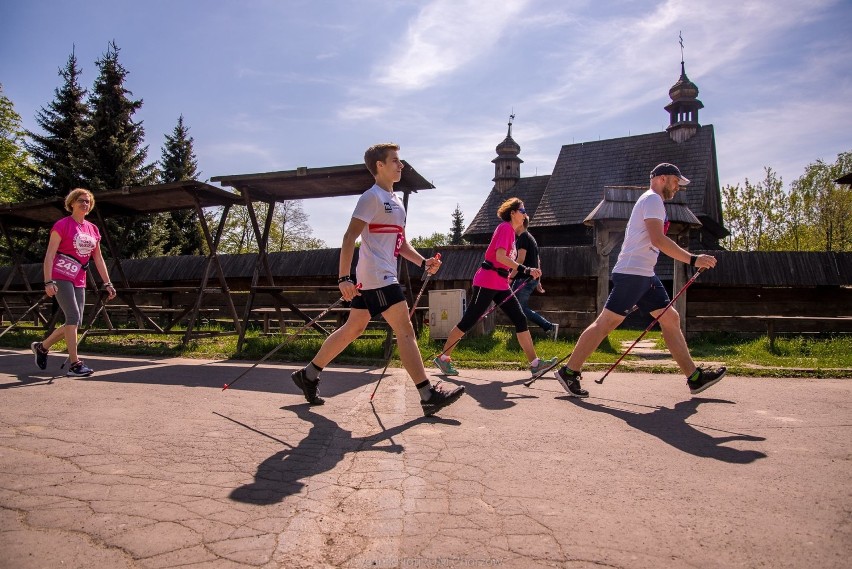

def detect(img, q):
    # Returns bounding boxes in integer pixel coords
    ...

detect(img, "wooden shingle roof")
[2,249,848,287]
[463,175,551,237]
[688,251,851,287]
[533,125,725,236]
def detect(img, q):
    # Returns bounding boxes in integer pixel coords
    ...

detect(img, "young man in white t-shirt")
[292,143,465,416]
[553,163,727,397]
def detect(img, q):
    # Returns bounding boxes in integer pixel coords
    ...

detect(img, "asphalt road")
[0,348,849,568]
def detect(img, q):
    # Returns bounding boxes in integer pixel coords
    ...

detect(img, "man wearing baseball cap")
[552,162,726,397]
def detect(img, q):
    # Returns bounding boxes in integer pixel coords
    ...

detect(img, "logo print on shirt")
[73,230,97,257]
[384,202,392,213]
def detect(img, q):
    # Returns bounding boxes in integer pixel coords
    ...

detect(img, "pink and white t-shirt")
[472,221,516,291]
[51,216,100,287]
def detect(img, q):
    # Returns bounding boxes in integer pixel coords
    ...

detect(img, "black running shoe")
[291,367,325,405]
[31,341,48,370]
[420,381,465,417]
[687,366,727,395]
[554,366,589,398]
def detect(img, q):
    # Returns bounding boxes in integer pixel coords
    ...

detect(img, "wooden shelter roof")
[583,187,702,227]
[0,181,242,228]
[210,162,435,202]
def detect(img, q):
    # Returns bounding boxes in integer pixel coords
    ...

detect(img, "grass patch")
[2,322,850,378]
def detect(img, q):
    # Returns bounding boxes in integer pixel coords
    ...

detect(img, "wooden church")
[463,61,729,257]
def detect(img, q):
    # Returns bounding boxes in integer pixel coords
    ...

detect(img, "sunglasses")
[76,199,91,204]
[516,207,526,214]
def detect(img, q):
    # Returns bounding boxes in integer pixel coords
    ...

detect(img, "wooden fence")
[2,248,850,339]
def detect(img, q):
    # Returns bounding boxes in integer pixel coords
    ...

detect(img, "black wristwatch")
[689,254,698,267]
[337,275,354,284]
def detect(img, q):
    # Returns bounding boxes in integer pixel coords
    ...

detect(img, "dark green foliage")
[154,116,206,256]
[84,41,156,258]
[24,49,90,200]
[449,203,466,245]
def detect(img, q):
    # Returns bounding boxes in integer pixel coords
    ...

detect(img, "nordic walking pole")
[0,295,48,339]
[222,284,360,391]
[370,253,441,401]
[409,253,440,320]
[61,296,110,370]
[594,267,706,385]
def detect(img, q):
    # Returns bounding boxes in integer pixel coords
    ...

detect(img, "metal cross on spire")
[679,31,684,64]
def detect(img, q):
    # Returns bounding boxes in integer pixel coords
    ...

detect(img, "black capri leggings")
[456,286,529,334]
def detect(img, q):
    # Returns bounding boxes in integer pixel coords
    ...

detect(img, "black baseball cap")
[650,163,690,186]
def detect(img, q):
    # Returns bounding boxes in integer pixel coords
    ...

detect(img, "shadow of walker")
[566,397,767,464]
[228,404,460,505]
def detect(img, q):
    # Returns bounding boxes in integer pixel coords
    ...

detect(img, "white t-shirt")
[351,184,407,290]
[612,189,666,277]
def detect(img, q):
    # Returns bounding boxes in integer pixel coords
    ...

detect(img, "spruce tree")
[449,203,466,245]
[85,41,156,258]
[24,49,90,199]
[156,115,205,255]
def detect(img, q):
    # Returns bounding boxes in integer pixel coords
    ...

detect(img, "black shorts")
[604,273,671,316]
[350,283,407,317]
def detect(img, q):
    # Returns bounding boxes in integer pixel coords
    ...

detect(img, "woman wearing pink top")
[31,188,116,377]
[433,197,557,379]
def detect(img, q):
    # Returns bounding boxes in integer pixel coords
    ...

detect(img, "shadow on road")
[1,349,376,398]
[228,404,460,505]
[447,373,539,411]
[566,396,767,464]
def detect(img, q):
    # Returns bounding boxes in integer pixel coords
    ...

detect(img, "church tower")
[492,114,523,193]
[665,36,703,143]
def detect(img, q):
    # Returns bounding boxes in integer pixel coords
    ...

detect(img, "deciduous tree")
[410,232,450,248]
[218,201,326,255]
[722,167,787,251]
[789,151,852,252]
[0,84,35,203]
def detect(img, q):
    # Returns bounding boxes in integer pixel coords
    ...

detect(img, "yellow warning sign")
[441,309,448,320]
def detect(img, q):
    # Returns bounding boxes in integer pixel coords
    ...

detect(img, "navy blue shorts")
[350,283,407,317]
[604,273,671,316]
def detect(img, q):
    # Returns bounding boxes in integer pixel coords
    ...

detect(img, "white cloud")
[206,141,280,171]
[374,0,531,91]
[717,97,852,189]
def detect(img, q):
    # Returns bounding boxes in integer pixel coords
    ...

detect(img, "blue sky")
[2,0,851,246]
